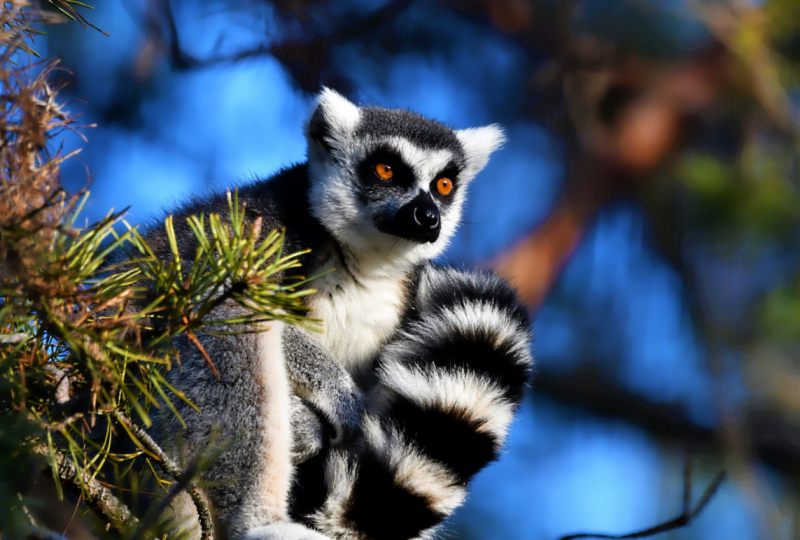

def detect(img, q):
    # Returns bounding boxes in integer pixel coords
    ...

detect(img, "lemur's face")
[306,89,504,265]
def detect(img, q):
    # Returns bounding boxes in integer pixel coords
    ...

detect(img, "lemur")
[139,89,533,540]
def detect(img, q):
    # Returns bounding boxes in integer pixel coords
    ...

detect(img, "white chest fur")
[307,267,409,373]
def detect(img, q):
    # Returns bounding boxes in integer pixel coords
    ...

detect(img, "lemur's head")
[305,88,504,267]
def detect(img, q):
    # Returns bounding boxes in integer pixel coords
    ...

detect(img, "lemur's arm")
[307,266,532,540]
[289,396,326,465]
[282,325,365,446]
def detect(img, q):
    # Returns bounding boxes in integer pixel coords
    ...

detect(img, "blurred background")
[40,0,800,538]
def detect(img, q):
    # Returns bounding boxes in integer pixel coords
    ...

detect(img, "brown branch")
[184,326,219,378]
[494,199,587,310]
[43,364,70,405]
[34,445,139,534]
[113,411,214,540]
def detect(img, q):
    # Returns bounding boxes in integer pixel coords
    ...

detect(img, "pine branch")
[113,411,214,540]
[0,4,317,539]
[34,445,140,534]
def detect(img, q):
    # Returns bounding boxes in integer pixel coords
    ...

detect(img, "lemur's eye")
[374,163,393,181]
[436,177,453,196]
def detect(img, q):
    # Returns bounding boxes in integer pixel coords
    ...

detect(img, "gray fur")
[282,325,364,445]
[154,316,294,538]
[289,397,324,465]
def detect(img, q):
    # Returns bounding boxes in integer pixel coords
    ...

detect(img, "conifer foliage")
[0,3,315,537]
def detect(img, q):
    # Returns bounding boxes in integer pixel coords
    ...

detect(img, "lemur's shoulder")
[135,162,333,272]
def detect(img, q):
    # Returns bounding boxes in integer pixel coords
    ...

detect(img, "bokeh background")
[40,0,800,538]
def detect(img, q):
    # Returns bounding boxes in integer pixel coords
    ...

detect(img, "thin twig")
[34,445,139,534]
[61,493,82,537]
[559,462,727,540]
[43,412,85,432]
[144,0,414,78]
[184,324,219,378]
[135,460,200,540]
[113,411,214,540]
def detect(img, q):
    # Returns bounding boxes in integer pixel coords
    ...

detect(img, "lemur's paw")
[239,522,333,540]
[328,389,366,451]
[290,396,326,465]
[370,266,532,482]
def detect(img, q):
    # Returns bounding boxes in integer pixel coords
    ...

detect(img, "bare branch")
[559,459,726,540]
[137,0,414,92]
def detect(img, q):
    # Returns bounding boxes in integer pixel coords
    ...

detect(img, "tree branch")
[136,0,414,92]
[135,459,202,540]
[113,411,215,540]
[559,461,726,540]
[34,445,140,534]
[43,364,70,405]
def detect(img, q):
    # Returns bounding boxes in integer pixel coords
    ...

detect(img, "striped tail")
[309,267,532,540]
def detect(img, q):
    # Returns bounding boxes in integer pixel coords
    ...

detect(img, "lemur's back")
[148,163,328,270]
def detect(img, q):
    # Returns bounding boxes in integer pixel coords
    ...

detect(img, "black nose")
[374,190,441,244]
[414,205,440,229]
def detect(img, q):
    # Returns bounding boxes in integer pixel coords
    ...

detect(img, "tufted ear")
[306,88,360,154]
[455,124,506,178]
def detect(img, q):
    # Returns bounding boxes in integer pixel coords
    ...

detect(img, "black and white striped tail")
[310,267,532,540]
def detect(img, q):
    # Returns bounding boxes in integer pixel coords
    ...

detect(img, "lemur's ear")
[306,88,360,155]
[455,125,506,179]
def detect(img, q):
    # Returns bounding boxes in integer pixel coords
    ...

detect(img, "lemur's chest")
[306,270,409,373]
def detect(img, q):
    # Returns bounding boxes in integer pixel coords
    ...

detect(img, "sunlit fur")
[303,89,506,374]
[306,88,505,270]
[141,89,528,540]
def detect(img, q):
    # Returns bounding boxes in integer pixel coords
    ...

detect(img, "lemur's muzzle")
[377,190,441,244]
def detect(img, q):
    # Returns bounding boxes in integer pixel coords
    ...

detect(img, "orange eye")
[374,163,393,180]
[436,177,453,196]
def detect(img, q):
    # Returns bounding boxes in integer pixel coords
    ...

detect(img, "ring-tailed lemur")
[140,89,532,540]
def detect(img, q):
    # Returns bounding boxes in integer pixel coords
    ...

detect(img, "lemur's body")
[142,90,532,540]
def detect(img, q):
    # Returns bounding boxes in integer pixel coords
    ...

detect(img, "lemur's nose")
[414,205,440,229]
[408,191,441,243]
[375,189,441,244]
